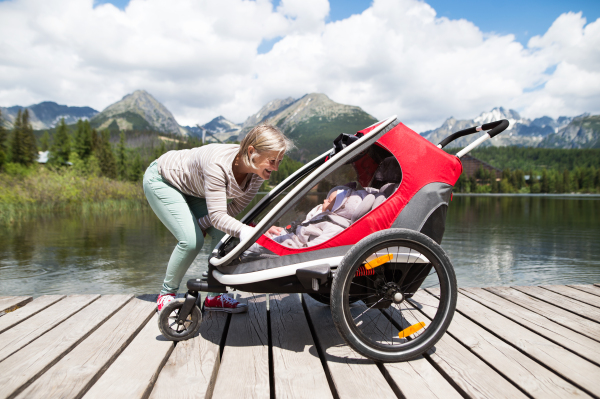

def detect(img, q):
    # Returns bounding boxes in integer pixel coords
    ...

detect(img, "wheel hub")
[377,281,404,304]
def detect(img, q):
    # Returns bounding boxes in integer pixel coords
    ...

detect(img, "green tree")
[0,110,7,170]
[128,151,144,182]
[117,131,127,180]
[50,118,71,165]
[74,119,93,160]
[541,169,550,193]
[40,131,50,152]
[96,129,117,179]
[10,109,37,166]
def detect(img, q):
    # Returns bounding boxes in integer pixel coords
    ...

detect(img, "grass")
[0,165,148,224]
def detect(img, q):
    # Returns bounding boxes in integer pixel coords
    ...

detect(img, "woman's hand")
[266,226,284,238]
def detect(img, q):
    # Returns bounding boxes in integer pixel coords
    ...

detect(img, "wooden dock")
[1,284,600,398]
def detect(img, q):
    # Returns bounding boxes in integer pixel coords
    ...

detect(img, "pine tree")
[20,109,38,165]
[96,130,117,179]
[10,110,24,164]
[0,110,7,170]
[541,169,550,193]
[50,118,70,165]
[128,152,143,182]
[117,131,126,180]
[74,119,93,160]
[40,131,50,152]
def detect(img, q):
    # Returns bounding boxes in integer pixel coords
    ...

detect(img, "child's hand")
[266,226,284,238]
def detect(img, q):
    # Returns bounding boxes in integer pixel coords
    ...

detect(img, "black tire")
[158,298,202,341]
[330,228,457,362]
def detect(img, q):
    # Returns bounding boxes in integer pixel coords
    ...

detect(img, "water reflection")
[0,196,598,296]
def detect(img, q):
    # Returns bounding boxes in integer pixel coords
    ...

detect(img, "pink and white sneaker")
[204,294,248,314]
[157,293,175,312]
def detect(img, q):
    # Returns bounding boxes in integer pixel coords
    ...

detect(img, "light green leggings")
[143,161,225,296]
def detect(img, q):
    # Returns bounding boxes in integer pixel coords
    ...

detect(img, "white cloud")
[0,0,598,131]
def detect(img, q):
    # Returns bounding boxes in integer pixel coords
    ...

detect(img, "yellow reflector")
[398,322,426,338]
[364,254,394,270]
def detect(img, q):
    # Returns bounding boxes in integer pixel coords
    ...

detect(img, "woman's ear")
[247,145,255,158]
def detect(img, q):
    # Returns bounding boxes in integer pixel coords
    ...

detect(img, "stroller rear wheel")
[158,298,202,341]
[330,228,457,362]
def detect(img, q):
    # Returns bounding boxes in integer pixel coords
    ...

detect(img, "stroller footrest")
[296,265,331,291]
[187,278,228,293]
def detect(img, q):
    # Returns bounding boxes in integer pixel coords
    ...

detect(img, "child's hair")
[239,124,294,168]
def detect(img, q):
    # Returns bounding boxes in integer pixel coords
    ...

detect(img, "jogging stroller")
[158,116,509,362]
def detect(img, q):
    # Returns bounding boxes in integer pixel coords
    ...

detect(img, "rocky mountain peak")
[92,90,187,135]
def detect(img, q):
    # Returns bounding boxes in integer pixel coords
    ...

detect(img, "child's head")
[323,187,348,212]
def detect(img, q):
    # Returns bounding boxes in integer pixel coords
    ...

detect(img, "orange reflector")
[398,322,426,338]
[364,254,393,270]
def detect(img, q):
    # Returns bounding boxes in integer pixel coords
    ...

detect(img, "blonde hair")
[239,124,294,168]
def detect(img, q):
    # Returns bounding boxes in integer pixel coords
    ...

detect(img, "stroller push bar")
[437,119,509,158]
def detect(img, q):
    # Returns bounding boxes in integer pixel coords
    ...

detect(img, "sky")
[0,0,599,132]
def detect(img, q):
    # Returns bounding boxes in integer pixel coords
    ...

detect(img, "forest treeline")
[452,147,600,194]
[0,111,303,211]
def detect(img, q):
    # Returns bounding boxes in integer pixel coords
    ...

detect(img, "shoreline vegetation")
[1,111,599,224]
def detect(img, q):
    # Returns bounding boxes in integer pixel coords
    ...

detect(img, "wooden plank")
[429,288,600,396]
[0,295,100,363]
[385,295,527,399]
[462,287,600,366]
[568,285,600,297]
[302,294,398,399]
[269,293,333,399]
[16,298,154,399]
[542,285,600,308]
[83,313,174,399]
[0,295,132,399]
[484,287,600,343]
[211,293,270,399]
[414,290,590,398]
[149,309,229,399]
[513,286,600,322]
[0,295,65,334]
[0,297,32,315]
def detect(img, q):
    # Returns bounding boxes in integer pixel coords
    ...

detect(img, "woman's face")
[249,148,284,180]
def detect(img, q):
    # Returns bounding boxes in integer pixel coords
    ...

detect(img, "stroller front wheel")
[158,298,202,341]
[330,228,457,362]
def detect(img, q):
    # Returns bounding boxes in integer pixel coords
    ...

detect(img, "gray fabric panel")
[217,245,353,275]
[392,182,452,231]
[351,194,375,223]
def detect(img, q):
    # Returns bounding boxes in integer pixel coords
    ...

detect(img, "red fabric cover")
[255,122,463,256]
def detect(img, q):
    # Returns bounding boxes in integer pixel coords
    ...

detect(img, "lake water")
[1,195,599,297]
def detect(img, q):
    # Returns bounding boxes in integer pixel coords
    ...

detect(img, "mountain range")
[0,102,98,130]
[2,91,598,158]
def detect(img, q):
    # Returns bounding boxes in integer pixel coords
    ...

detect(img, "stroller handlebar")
[437,119,509,150]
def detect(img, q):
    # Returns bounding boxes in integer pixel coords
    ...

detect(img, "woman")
[143,124,292,312]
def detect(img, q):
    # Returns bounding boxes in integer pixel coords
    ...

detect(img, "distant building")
[460,154,502,179]
[37,151,49,164]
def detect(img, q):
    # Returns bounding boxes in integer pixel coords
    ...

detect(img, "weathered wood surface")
[303,294,397,399]
[17,298,154,399]
[270,293,333,399]
[416,290,590,398]
[513,285,600,321]
[485,286,600,342]
[149,309,228,399]
[0,295,100,363]
[542,285,600,308]
[0,296,32,315]
[0,285,599,398]
[0,295,132,399]
[432,288,600,396]
[0,295,65,334]
[389,293,526,399]
[83,312,174,399]
[568,284,600,297]
[211,293,270,399]
[461,287,600,366]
